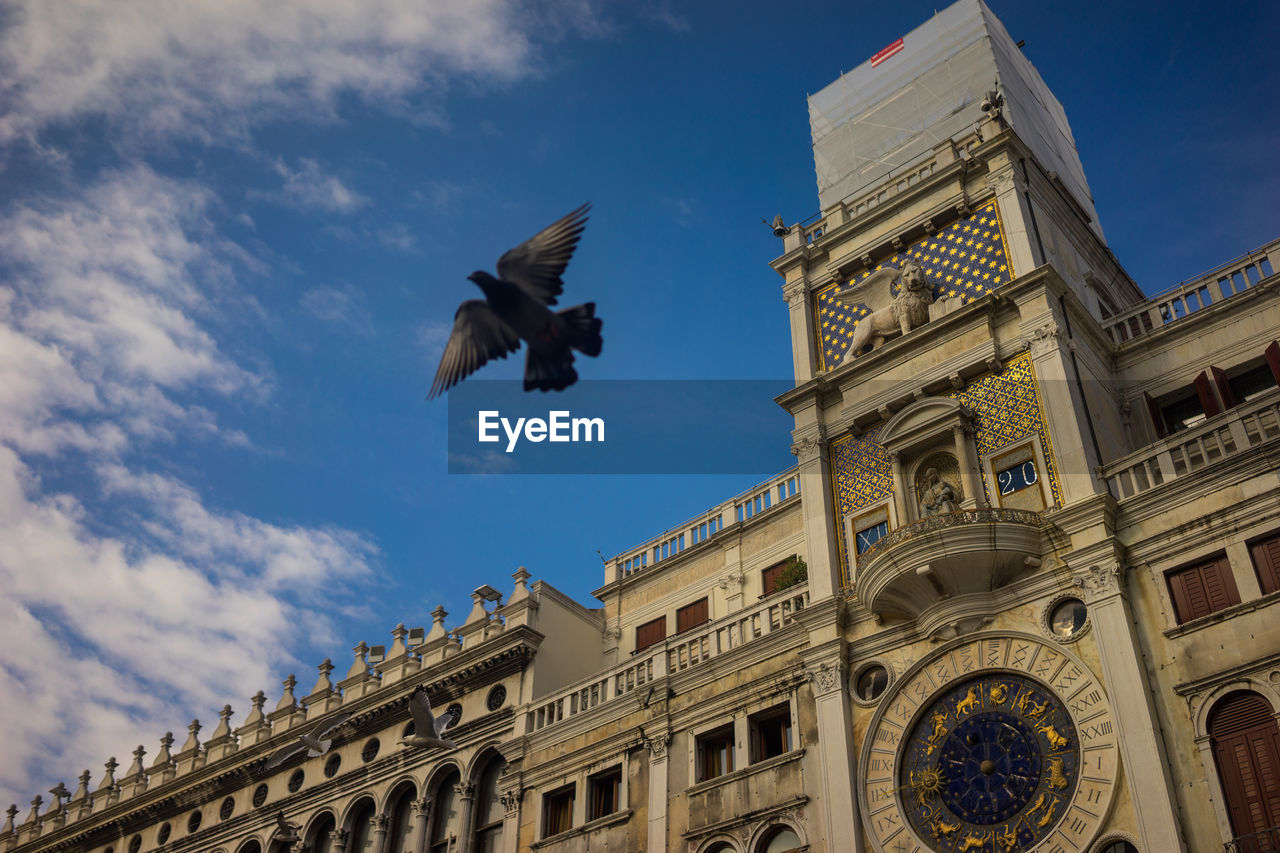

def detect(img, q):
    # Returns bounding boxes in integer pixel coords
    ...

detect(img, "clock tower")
[772,1,1188,850]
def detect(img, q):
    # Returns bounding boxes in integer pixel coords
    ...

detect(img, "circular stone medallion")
[860,634,1119,853]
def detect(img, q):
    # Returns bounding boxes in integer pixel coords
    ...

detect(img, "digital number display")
[856,520,889,554]
[996,460,1038,495]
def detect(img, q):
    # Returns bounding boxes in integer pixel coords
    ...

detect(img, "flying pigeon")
[274,812,300,844]
[428,203,603,398]
[263,711,351,770]
[400,686,459,750]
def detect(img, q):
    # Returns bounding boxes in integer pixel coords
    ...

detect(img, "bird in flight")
[273,812,301,844]
[263,711,351,770]
[429,203,602,398]
[400,685,459,750]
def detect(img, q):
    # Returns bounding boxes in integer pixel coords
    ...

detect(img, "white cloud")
[267,158,368,214]
[0,167,377,808]
[0,0,612,816]
[0,0,603,146]
[300,285,376,334]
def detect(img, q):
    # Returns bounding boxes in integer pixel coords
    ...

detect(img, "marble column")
[411,798,432,853]
[453,783,475,853]
[806,653,862,851]
[644,730,670,853]
[498,787,523,853]
[1074,562,1186,852]
[791,427,841,597]
[372,813,390,853]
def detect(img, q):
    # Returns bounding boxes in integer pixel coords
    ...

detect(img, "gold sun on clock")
[859,634,1120,853]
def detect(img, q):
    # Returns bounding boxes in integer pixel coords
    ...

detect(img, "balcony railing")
[1103,390,1280,500]
[608,468,800,581]
[1224,825,1280,853]
[1105,238,1280,345]
[525,586,808,735]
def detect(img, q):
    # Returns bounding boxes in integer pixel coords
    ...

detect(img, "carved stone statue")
[835,261,935,365]
[918,467,958,516]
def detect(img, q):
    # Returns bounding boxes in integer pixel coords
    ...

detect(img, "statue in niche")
[918,467,958,516]
[835,260,935,365]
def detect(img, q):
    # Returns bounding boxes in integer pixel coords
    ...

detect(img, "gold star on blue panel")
[812,198,1013,371]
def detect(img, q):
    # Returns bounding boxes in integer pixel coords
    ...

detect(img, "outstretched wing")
[436,705,458,733]
[313,711,352,740]
[409,687,440,737]
[495,203,591,307]
[265,740,307,770]
[832,265,899,310]
[428,301,522,399]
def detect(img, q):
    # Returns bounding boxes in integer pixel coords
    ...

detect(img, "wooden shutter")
[635,617,666,652]
[1212,365,1239,409]
[1209,692,1280,839]
[1167,556,1240,622]
[1144,391,1168,439]
[762,561,787,596]
[1194,370,1221,418]
[1267,341,1280,385]
[1251,533,1280,595]
[676,598,709,633]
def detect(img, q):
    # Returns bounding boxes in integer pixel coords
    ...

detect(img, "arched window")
[472,756,506,853]
[429,769,461,853]
[1209,691,1280,844]
[347,799,377,853]
[236,843,262,853]
[386,784,417,853]
[307,812,336,853]
[758,826,802,853]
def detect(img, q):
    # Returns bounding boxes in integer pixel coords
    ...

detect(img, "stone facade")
[6,2,1280,853]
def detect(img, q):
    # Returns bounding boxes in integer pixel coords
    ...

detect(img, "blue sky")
[0,0,1275,809]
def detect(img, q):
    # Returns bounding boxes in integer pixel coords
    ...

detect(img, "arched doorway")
[385,782,417,853]
[345,798,377,853]
[428,768,461,853]
[1209,690,1280,847]
[306,811,336,853]
[471,754,506,853]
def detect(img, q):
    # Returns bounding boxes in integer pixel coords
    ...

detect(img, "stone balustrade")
[525,586,809,735]
[609,468,801,581]
[1105,238,1279,344]
[1103,388,1280,500]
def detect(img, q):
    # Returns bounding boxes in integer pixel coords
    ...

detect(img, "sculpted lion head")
[900,261,930,293]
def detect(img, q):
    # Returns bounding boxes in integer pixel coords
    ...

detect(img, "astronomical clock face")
[860,635,1119,853]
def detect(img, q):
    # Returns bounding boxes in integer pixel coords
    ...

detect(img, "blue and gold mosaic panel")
[813,198,1013,372]
[954,352,1061,510]
[829,425,894,583]
[830,352,1059,589]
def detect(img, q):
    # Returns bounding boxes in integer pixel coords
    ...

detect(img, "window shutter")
[1194,370,1221,418]
[1266,341,1280,386]
[1202,556,1240,612]
[762,561,786,596]
[1251,534,1280,595]
[636,617,666,652]
[1144,391,1167,439]
[1212,366,1239,409]
[1168,556,1239,622]
[677,598,709,633]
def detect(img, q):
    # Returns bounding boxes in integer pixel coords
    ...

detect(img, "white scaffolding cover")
[808,0,1101,239]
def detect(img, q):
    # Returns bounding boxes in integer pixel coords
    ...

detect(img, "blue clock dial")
[898,674,1079,850]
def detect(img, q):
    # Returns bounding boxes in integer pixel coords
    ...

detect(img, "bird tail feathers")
[524,347,578,392]
[557,302,603,357]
